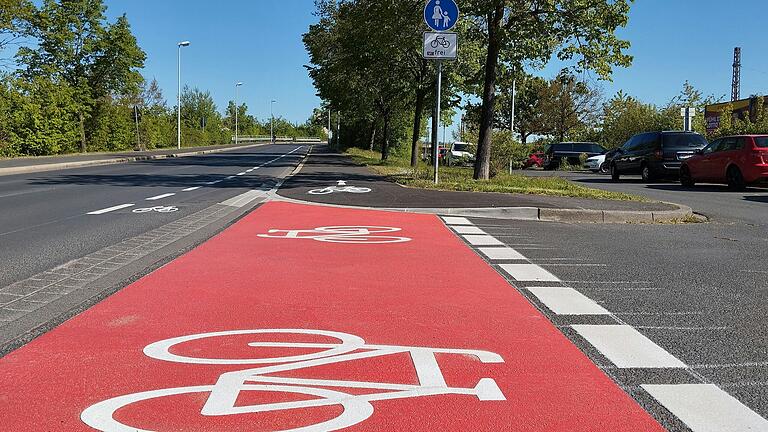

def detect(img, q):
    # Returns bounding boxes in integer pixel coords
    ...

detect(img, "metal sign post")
[423,0,459,184]
[681,107,696,132]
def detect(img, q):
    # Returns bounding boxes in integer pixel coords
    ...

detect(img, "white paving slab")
[642,384,768,432]
[478,247,526,260]
[572,325,686,368]
[463,235,504,246]
[452,226,486,235]
[500,264,560,282]
[442,216,472,225]
[527,287,610,315]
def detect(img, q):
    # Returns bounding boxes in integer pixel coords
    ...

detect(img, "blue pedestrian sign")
[424,0,459,32]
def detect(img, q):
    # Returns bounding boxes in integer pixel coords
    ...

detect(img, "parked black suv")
[610,131,709,182]
[543,142,607,170]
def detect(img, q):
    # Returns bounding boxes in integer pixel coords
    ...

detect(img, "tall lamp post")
[177,41,191,150]
[235,82,243,145]
[270,100,276,143]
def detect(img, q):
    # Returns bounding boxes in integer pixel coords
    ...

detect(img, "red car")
[524,152,545,169]
[680,135,768,190]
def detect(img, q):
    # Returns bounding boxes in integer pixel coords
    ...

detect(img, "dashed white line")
[527,287,610,315]
[642,384,768,432]
[451,226,486,235]
[463,235,504,246]
[146,193,176,201]
[571,325,686,368]
[182,187,201,192]
[442,216,472,225]
[500,264,560,282]
[87,203,135,215]
[478,247,526,260]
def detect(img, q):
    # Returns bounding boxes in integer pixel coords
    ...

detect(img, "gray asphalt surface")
[0,143,308,288]
[517,169,768,226]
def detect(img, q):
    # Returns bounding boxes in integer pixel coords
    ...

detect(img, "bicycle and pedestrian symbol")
[308,180,372,195]
[258,226,412,244]
[81,328,506,432]
[132,206,179,214]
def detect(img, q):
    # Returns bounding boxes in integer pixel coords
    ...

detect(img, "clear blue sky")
[101,0,766,129]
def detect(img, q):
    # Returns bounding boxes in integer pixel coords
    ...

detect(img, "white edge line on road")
[572,325,687,369]
[442,216,472,225]
[642,384,768,432]
[478,247,527,261]
[463,235,504,246]
[87,203,135,215]
[527,287,611,315]
[182,186,201,192]
[451,226,486,235]
[146,193,175,201]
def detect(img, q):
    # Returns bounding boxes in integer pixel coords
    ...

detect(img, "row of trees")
[304,0,634,180]
[0,0,324,158]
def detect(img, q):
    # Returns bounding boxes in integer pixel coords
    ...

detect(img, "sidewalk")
[276,146,693,223]
[0,142,275,176]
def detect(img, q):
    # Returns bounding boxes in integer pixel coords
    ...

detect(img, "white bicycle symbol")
[308,185,372,195]
[81,329,506,432]
[132,206,179,214]
[258,226,412,244]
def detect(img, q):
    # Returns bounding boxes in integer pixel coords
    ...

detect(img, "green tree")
[0,0,33,66]
[463,0,634,179]
[540,72,602,142]
[17,0,145,152]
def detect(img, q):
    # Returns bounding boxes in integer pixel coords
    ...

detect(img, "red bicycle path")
[0,201,665,431]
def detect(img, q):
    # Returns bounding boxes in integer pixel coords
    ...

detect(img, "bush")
[488,130,534,176]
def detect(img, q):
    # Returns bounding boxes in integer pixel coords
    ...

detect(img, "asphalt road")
[0,143,308,289]
[517,169,768,226]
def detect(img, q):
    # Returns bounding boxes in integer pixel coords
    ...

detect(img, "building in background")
[706,96,768,134]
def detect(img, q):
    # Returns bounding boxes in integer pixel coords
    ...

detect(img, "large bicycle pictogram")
[257,226,412,244]
[81,329,506,432]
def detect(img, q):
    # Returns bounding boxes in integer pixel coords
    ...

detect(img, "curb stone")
[0,142,273,177]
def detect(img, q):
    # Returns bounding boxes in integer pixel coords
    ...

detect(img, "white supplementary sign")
[308,180,372,195]
[81,329,506,432]
[258,226,412,244]
[423,32,457,60]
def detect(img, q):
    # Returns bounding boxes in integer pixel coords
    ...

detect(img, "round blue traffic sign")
[424,0,459,32]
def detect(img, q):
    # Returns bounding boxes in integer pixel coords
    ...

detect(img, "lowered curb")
[0,142,271,177]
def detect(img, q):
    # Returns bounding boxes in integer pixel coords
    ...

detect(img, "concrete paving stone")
[0,309,29,322]
[23,292,64,304]
[1,284,44,296]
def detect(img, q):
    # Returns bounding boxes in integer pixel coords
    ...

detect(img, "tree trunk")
[79,112,87,153]
[410,87,426,167]
[368,120,377,151]
[473,4,504,180]
[381,110,391,161]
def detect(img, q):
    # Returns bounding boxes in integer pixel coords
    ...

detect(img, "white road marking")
[220,190,268,208]
[571,325,686,368]
[226,176,236,180]
[642,384,768,432]
[146,193,175,201]
[463,235,504,246]
[442,216,472,225]
[500,264,560,282]
[87,203,135,215]
[478,247,526,260]
[182,187,201,192]
[527,287,610,315]
[451,226,486,235]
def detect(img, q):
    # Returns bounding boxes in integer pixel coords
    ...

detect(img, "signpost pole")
[433,60,442,184]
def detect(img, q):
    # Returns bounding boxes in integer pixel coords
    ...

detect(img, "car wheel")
[680,166,695,187]
[641,164,655,183]
[727,166,746,191]
[610,163,620,182]
[599,162,609,174]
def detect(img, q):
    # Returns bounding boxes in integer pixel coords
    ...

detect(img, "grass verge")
[346,148,647,202]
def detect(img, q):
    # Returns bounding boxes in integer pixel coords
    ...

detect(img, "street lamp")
[270,100,277,143]
[177,40,191,150]
[235,82,243,145]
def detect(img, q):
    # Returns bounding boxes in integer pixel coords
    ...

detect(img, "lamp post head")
[178,41,191,47]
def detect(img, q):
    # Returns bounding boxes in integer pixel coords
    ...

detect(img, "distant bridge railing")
[233,136,324,143]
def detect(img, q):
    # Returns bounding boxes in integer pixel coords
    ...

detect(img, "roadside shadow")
[647,184,768,193]
[27,172,284,188]
[744,195,768,204]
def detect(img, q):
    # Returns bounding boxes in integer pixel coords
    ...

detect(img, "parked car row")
[525,132,768,191]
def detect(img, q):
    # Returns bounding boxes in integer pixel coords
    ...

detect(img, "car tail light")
[755,151,768,164]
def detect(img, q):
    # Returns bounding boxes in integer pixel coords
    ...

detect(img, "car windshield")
[755,137,768,148]
[453,144,468,152]
[663,134,708,149]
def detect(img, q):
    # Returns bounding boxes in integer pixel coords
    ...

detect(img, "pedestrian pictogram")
[423,0,459,32]
[81,329,506,432]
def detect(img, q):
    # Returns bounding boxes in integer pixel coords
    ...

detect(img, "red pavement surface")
[0,201,665,431]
